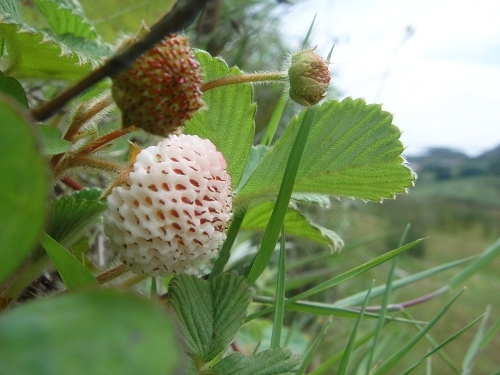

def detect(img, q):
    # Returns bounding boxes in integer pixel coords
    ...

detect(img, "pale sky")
[281,0,500,156]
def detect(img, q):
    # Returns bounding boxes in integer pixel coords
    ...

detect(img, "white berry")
[104,134,232,277]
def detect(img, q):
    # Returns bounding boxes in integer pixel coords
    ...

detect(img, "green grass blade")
[309,328,379,375]
[286,227,404,272]
[288,238,424,303]
[403,310,460,374]
[337,281,374,375]
[246,107,317,284]
[335,254,476,308]
[210,208,246,278]
[373,289,465,375]
[366,257,398,374]
[449,236,500,289]
[248,296,425,324]
[40,232,98,291]
[482,317,500,348]
[462,306,491,374]
[261,90,287,146]
[270,225,287,349]
[296,319,332,375]
[366,224,410,374]
[401,315,483,375]
[245,239,424,322]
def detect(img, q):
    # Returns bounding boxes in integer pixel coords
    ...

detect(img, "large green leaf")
[185,50,256,188]
[168,273,252,366]
[32,0,101,40]
[0,97,49,284]
[0,290,182,375]
[47,187,107,247]
[0,19,104,79]
[242,201,343,251]
[40,232,98,290]
[236,98,416,206]
[212,347,300,375]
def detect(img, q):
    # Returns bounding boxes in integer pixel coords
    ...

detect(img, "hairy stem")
[97,264,128,285]
[62,176,84,190]
[202,72,287,92]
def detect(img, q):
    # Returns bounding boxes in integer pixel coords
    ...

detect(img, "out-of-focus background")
[77,0,500,372]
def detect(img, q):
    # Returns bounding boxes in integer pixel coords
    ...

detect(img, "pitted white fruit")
[104,134,232,277]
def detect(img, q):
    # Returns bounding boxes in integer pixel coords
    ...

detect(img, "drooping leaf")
[40,232,98,290]
[0,290,183,375]
[47,187,107,247]
[0,98,49,284]
[185,50,256,188]
[32,0,101,40]
[236,98,416,206]
[39,125,72,154]
[168,273,252,365]
[212,347,300,375]
[0,19,104,80]
[242,201,343,251]
[0,71,28,107]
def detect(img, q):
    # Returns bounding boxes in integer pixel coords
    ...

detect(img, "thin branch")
[30,0,212,122]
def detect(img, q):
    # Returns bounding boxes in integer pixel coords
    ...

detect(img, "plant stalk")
[202,72,287,92]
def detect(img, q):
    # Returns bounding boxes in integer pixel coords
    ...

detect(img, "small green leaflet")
[168,273,252,366]
[47,188,107,248]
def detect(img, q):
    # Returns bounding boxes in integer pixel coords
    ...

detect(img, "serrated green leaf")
[212,347,300,375]
[39,125,72,154]
[80,0,177,42]
[40,232,98,290]
[236,144,270,193]
[0,0,20,22]
[236,98,416,206]
[185,50,256,188]
[0,290,182,375]
[47,187,107,247]
[168,273,252,365]
[0,97,49,284]
[0,20,102,79]
[242,201,343,250]
[32,0,100,40]
[0,71,27,107]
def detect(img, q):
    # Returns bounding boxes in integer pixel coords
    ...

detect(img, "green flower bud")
[288,48,331,107]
